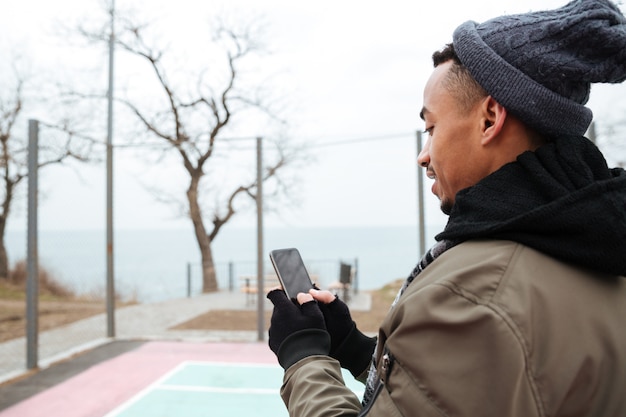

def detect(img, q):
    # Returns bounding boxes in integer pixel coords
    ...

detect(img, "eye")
[423,126,434,136]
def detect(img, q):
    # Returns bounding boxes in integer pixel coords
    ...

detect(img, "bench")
[240,274,281,305]
[239,274,320,305]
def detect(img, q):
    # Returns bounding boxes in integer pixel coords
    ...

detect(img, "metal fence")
[186,257,359,297]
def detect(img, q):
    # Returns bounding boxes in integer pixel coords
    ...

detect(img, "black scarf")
[439,135,626,277]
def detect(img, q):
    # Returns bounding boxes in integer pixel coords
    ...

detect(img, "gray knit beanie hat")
[453,0,626,138]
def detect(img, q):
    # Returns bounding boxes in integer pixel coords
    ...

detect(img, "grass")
[0,261,106,343]
[0,281,78,302]
[3,260,75,299]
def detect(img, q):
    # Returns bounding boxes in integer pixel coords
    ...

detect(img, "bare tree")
[80,12,300,292]
[0,69,92,280]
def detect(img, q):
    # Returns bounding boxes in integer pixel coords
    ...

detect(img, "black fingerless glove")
[332,323,377,378]
[267,289,331,369]
[318,296,377,378]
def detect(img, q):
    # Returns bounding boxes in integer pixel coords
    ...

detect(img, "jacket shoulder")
[380,240,626,416]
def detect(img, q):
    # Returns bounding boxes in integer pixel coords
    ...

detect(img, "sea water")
[5,225,444,302]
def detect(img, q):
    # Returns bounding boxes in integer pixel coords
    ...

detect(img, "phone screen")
[269,248,314,299]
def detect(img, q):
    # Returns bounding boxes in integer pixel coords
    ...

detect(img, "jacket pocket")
[384,359,447,417]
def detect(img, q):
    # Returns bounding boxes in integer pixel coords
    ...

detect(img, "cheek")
[433,152,466,195]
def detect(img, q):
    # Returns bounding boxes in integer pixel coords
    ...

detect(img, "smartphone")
[269,248,315,299]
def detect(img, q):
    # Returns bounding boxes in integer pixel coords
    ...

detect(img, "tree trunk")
[187,174,218,292]
[0,215,7,280]
[200,243,218,293]
[0,235,7,280]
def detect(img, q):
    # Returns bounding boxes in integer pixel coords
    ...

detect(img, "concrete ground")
[0,341,289,417]
[0,290,371,412]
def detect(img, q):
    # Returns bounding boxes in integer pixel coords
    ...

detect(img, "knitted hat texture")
[453,0,626,137]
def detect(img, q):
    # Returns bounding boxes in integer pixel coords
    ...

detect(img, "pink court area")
[0,341,277,417]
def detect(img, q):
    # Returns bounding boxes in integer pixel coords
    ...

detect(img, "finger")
[309,289,337,304]
[296,292,314,305]
[300,300,324,323]
[266,289,290,306]
[325,296,352,319]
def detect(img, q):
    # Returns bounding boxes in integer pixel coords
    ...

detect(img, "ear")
[479,96,507,145]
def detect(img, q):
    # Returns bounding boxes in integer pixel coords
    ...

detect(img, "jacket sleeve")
[281,355,362,417]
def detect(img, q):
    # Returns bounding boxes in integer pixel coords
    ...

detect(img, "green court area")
[105,361,364,417]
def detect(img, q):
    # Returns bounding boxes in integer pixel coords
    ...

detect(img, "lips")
[426,167,438,196]
[431,182,438,197]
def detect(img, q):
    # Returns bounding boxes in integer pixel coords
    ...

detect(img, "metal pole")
[229,261,234,292]
[187,262,191,298]
[256,137,265,341]
[106,0,116,338]
[353,257,359,295]
[26,119,39,370]
[416,131,426,257]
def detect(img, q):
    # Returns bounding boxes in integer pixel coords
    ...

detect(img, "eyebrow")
[419,107,429,121]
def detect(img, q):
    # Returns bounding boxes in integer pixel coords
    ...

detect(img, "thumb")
[299,300,326,329]
[296,292,314,305]
[309,289,337,304]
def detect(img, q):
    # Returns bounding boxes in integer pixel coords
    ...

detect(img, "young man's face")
[418,61,487,215]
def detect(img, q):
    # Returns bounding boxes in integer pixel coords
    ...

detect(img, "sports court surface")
[0,341,363,417]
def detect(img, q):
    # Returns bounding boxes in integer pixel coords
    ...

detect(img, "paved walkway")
[0,290,371,385]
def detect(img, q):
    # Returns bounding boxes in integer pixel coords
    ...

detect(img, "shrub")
[7,260,74,298]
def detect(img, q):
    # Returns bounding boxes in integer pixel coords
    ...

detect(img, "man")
[266,0,626,415]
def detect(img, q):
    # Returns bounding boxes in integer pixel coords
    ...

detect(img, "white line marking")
[178,361,281,369]
[103,362,190,417]
[156,385,279,395]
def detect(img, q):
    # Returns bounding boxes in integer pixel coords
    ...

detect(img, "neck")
[487,115,543,173]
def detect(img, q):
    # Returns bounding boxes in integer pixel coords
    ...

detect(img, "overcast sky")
[3,0,625,232]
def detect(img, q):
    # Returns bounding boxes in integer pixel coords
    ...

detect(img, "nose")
[417,137,430,168]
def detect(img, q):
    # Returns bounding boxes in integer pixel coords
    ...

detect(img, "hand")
[309,289,377,378]
[309,289,355,354]
[266,289,331,369]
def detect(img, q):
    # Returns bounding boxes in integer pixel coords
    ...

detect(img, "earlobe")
[481,96,506,145]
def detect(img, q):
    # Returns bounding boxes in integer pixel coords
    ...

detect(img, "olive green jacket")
[281,240,626,416]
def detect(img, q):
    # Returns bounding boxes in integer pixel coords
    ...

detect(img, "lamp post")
[416,131,426,257]
[106,0,116,338]
[256,137,265,341]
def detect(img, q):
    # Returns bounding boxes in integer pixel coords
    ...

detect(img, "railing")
[185,258,359,297]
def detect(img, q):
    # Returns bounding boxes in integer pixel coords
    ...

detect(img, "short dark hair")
[433,43,548,146]
[432,43,488,114]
